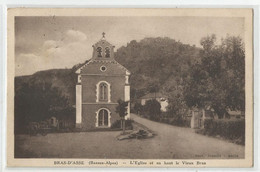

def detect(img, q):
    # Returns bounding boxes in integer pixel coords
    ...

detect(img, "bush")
[167,117,190,127]
[158,117,191,128]
[143,99,161,120]
[133,102,143,115]
[201,119,245,145]
[111,120,133,130]
[182,119,191,127]
[160,118,170,124]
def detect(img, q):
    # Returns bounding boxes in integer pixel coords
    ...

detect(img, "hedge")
[159,117,190,127]
[198,119,245,145]
[110,119,133,130]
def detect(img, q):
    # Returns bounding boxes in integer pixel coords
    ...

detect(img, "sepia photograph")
[7,8,253,167]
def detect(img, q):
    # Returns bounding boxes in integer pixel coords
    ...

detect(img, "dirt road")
[130,114,244,159]
[15,114,244,159]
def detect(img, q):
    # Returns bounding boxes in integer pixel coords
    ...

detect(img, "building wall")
[81,104,120,129]
[160,100,168,112]
[81,75,125,103]
[81,62,126,76]
[141,99,146,106]
[124,85,130,119]
[80,74,126,129]
[76,84,82,127]
[191,111,202,129]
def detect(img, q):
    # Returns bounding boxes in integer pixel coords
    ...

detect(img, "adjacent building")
[139,92,169,112]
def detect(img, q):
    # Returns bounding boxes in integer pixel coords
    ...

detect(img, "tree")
[115,37,200,98]
[133,102,143,115]
[184,35,245,118]
[15,82,71,134]
[143,99,161,120]
[116,99,129,134]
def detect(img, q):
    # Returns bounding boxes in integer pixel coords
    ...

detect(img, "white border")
[0,2,259,172]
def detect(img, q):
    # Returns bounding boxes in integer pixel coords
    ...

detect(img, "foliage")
[111,120,133,130]
[115,37,200,99]
[133,102,143,114]
[15,69,77,134]
[115,99,129,118]
[143,99,161,121]
[114,37,201,122]
[196,119,245,145]
[170,118,190,127]
[166,95,188,118]
[159,117,190,127]
[15,69,77,105]
[184,35,245,118]
[115,99,129,133]
[15,81,74,134]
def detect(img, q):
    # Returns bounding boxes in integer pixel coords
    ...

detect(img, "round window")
[100,66,107,72]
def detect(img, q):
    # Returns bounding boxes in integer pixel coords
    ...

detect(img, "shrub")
[160,118,170,124]
[168,117,190,127]
[133,102,143,115]
[157,117,191,127]
[202,119,245,145]
[182,119,191,127]
[111,120,133,130]
[143,99,161,121]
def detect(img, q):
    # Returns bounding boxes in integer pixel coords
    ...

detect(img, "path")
[130,113,244,159]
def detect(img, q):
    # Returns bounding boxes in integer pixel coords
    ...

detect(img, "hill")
[15,68,77,105]
[114,37,200,98]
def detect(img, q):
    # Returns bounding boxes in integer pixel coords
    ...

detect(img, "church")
[75,33,131,129]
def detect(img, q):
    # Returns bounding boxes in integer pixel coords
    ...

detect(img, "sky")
[15,16,244,76]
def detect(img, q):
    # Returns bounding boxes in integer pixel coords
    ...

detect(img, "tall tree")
[184,35,245,118]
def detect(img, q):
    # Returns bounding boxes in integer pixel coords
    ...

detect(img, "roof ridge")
[75,60,92,74]
[113,60,131,74]
[75,59,131,75]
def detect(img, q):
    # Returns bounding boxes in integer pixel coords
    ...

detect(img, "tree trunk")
[120,119,123,129]
[122,118,126,134]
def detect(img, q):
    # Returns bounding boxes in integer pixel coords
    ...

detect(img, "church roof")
[75,59,130,75]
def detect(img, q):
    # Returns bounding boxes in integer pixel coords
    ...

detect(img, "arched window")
[98,109,108,126]
[96,81,111,102]
[95,108,111,127]
[99,82,108,101]
[105,47,110,58]
[97,47,102,57]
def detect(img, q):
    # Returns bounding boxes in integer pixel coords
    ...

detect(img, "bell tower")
[92,32,115,60]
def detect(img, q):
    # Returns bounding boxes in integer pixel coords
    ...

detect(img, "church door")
[98,109,108,126]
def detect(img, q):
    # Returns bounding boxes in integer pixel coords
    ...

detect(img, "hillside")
[114,37,201,98]
[15,68,77,105]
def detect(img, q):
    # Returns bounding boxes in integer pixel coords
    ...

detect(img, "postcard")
[7,8,253,167]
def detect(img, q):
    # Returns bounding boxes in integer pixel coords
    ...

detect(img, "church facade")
[75,33,131,129]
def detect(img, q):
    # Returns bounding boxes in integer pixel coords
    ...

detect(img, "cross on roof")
[102,32,105,38]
